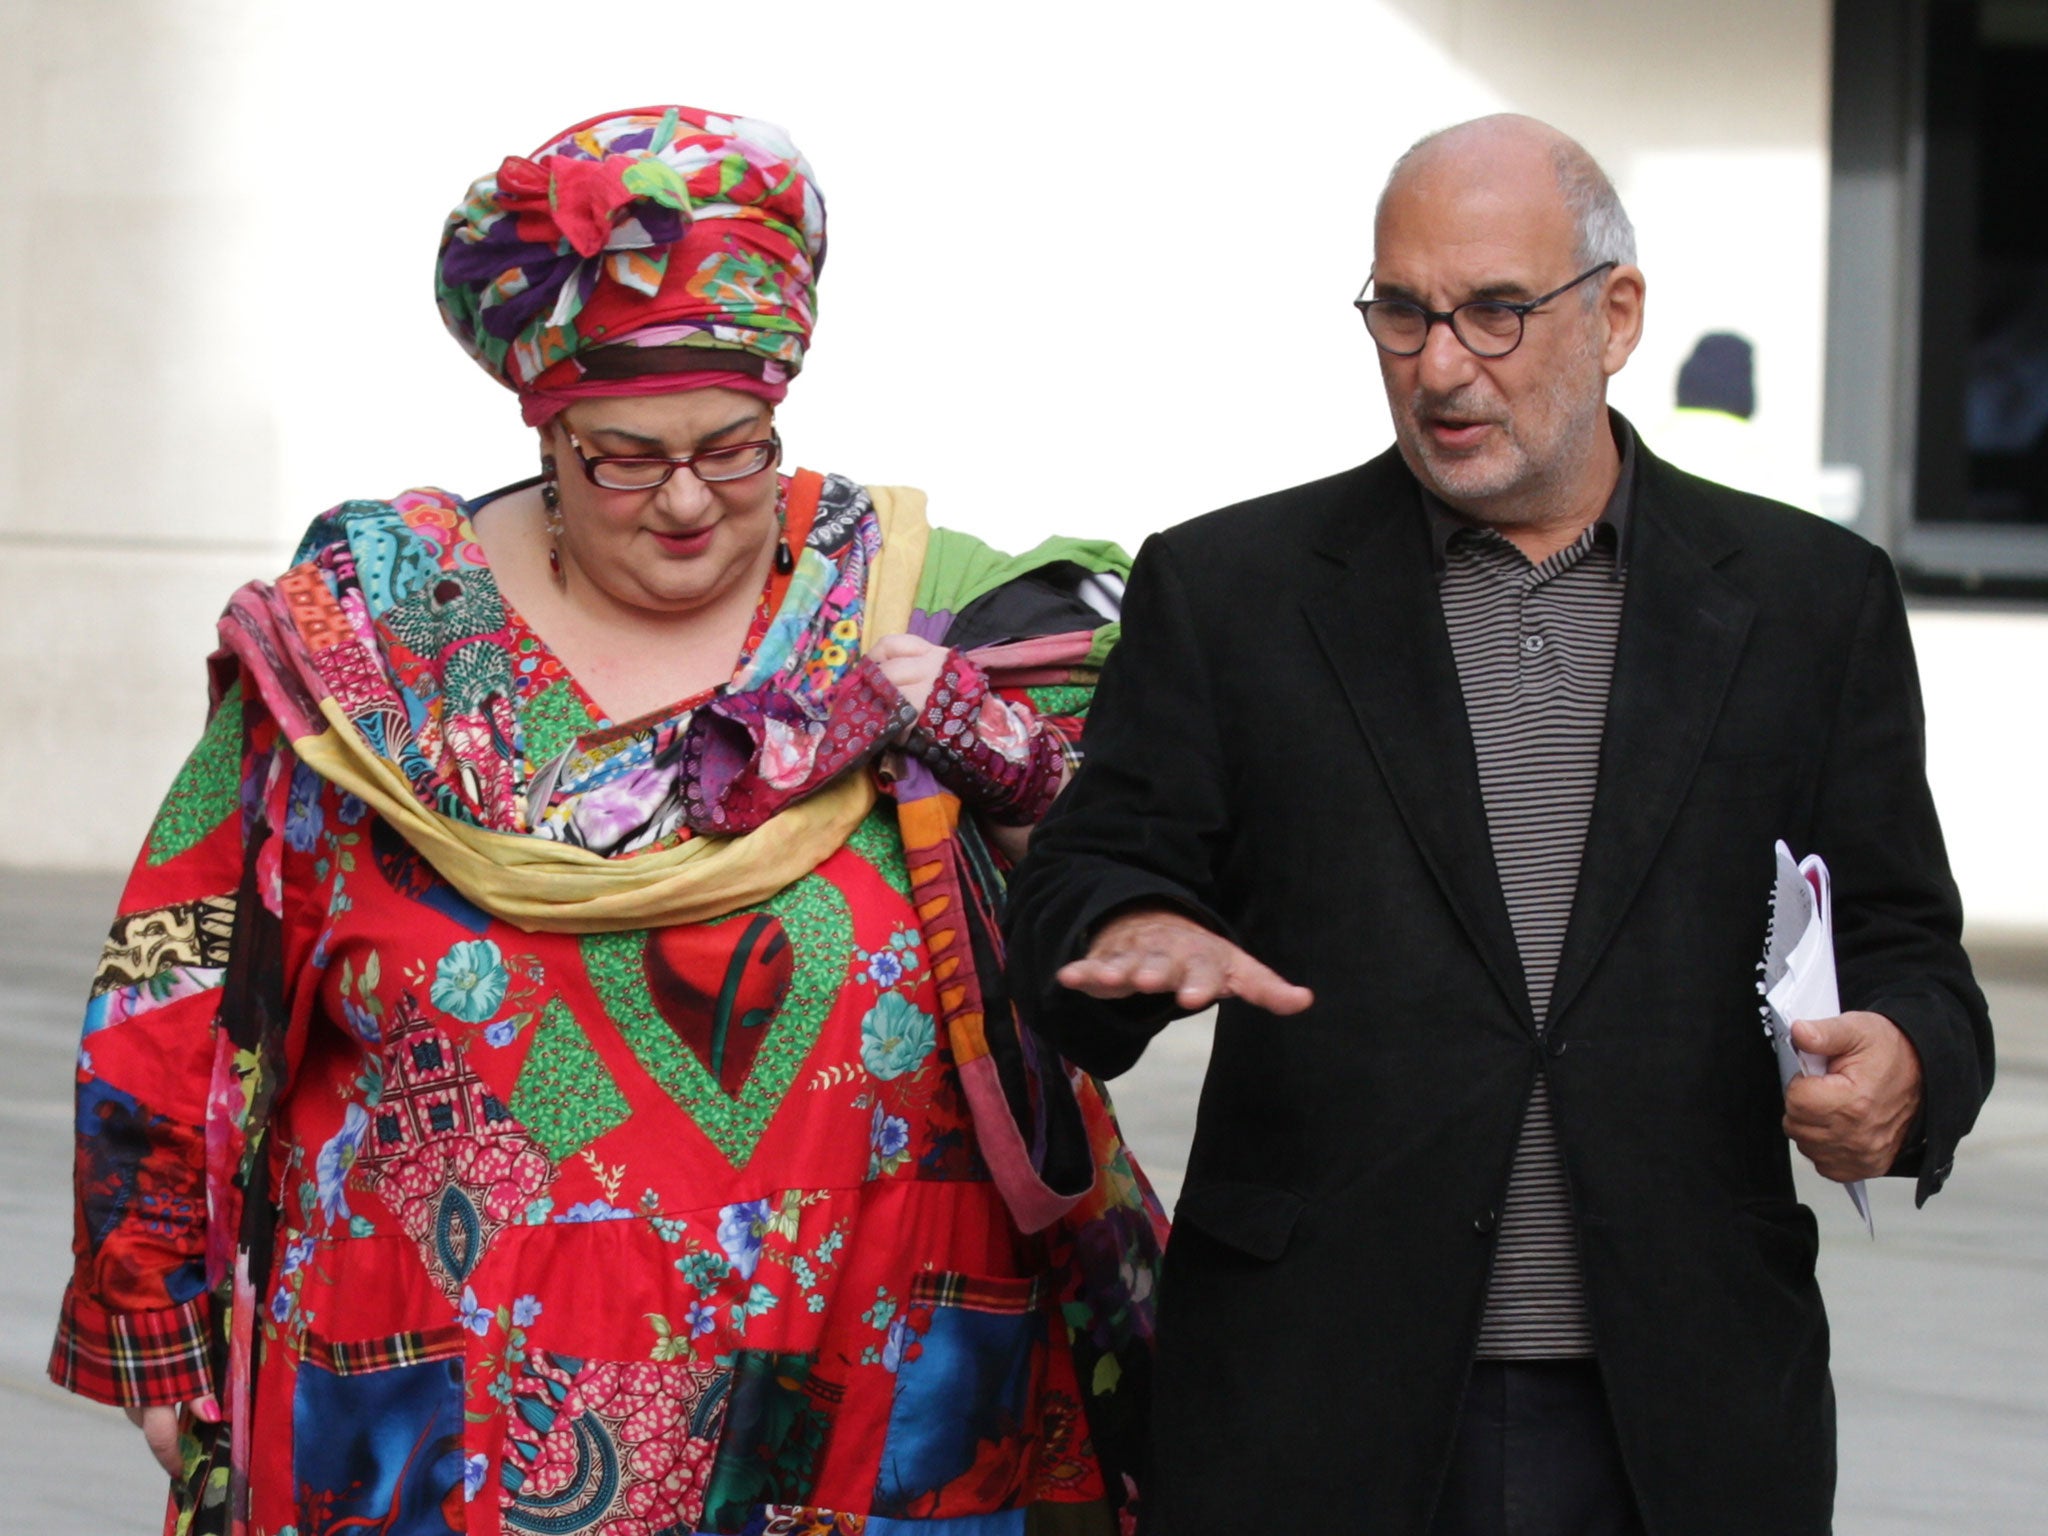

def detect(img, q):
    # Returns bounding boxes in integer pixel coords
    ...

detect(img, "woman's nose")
[652,467,717,519]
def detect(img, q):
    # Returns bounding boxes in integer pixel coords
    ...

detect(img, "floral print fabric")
[270,471,878,853]
[436,106,826,405]
[53,480,1158,1535]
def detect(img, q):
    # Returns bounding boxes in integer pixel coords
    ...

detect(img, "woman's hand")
[868,637,1067,835]
[125,1403,182,1477]
[866,633,949,718]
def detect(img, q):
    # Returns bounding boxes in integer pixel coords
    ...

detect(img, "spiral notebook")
[1760,840,1874,1235]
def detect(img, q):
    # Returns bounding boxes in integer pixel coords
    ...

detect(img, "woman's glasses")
[565,429,781,490]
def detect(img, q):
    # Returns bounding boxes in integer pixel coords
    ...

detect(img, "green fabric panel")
[510,996,632,1160]
[521,680,592,769]
[1024,685,1094,719]
[146,681,247,867]
[581,874,851,1167]
[911,527,1131,618]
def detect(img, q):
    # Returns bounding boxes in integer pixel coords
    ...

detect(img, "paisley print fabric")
[93,896,237,995]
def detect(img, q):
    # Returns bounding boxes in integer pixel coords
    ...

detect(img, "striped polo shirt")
[1425,420,1636,1358]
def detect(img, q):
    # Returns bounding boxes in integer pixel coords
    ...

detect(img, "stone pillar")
[0,1,291,868]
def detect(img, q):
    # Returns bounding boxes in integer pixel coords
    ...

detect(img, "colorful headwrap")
[435,105,826,424]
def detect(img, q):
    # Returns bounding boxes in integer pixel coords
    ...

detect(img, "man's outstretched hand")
[1056,906,1314,1015]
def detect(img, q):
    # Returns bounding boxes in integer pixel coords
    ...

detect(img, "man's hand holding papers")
[1761,840,1929,1233]
[1783,1011,1925,1182]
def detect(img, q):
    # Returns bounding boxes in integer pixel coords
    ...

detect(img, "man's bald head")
[1362,113,1647,544]
[1376,115,1636,275]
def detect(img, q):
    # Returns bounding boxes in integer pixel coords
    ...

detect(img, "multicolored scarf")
[436,106,826,421]
[218,475,915,931]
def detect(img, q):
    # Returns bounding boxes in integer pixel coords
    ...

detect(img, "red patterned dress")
[54,474,1158,1536]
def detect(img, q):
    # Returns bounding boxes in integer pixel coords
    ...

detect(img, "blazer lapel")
[1299,454,1534,1029]
[1544,461,1755,1026]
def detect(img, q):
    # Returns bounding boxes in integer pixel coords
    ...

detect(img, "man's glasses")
[1354,262,1617,359]
[564,428,781,490]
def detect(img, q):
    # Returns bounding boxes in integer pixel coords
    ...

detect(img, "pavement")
[4,869,2044,1532]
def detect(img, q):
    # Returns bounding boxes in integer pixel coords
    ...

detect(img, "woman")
[52,106,1161,1536]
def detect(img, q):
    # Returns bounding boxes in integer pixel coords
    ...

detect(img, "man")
[1005,115,1993,1536]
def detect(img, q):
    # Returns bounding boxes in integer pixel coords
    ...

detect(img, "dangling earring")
[540,455,566,588]
[773,478,795,575]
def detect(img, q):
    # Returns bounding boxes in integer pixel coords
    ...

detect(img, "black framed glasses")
[1354,262,1617,359]
[565,428,781,490]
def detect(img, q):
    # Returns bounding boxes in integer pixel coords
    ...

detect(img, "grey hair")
[1554,141,1636,270]
[1378,119,1637,292]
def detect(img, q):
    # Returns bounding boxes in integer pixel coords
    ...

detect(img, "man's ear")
[1599,264,1647,378]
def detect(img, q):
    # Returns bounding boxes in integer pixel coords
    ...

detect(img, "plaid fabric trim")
[301,1323,468,1376]
[49,1286,215,1407]
[907,1271,1041,1315]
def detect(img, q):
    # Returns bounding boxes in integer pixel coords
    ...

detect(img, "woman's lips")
[648,524,717,557]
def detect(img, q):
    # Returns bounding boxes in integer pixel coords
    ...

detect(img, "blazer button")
[1544,1035,1569,1058]
[1473,1209,1499,1234]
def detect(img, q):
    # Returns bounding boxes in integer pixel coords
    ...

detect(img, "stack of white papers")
[1759,840,1874,1235]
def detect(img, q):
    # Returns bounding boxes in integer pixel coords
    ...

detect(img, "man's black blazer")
[1005,438,1994,1535]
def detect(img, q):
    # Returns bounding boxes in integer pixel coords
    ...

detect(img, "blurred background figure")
[1678,331,1757,418]
[1653,329,1821,510]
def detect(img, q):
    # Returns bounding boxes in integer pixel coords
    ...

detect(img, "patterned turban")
[435,106,826,423]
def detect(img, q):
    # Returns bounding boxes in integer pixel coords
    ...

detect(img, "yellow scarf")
[288,487,929,933]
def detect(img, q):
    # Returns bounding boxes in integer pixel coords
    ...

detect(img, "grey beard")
[1400,355,1608,527]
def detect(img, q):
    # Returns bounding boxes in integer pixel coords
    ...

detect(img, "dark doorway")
[1917,1,2048,532]
[1828,0,2048,592]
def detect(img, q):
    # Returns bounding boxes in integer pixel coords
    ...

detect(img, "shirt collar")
[1422,410,1638,577]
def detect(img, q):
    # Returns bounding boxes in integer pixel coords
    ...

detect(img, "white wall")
[8,0,2037,937]
[1913,608,2048,936]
